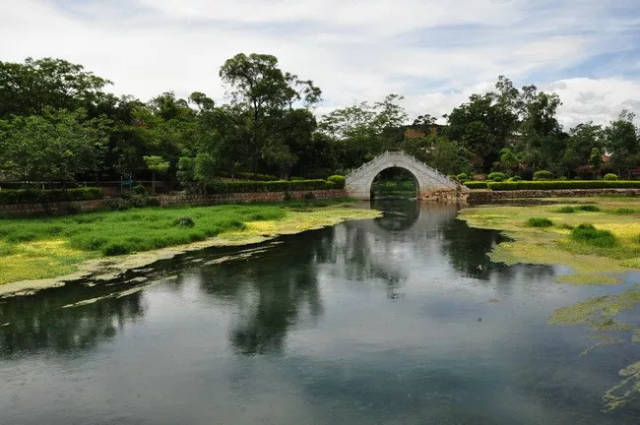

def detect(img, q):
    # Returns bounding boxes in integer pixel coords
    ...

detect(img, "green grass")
[570,223,617,248]
[527,217,553,227]
[458,197,640,283]
[0,200,379,285]
[0,204,286,257]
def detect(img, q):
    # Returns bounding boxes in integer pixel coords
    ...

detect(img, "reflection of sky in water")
[1,202,639,424]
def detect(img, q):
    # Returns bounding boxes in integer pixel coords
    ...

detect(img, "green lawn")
[0,201,379,285]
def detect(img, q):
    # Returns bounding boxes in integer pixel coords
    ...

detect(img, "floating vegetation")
[527,217,553,227]
[603,361,640,411]
[555,273,620,285]
[548,287,640,329]
[571,224,617,248]
[548,286,640,411]
[459,197,640,283]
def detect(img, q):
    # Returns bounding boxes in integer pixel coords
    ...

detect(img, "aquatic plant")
[527,217,553,227]
[571,224,617,248]
[556,206,576,213]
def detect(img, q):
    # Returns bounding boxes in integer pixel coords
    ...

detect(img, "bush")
[216,171,278,181]
[604,173,618,181]
[556,206,576,213]
[132,184,147,196]
[463,181,488,189]
[486,180,640,190]
[0,187,104,205]
[533,170,553,180]
[487,172,507,182]
[614,208,635,214]
[103,243,131,256]
[578,204,600,212]
[205,179,331,194]
[327,175,346,189]
[456,173,468,181]
[173,216,195,227]
[570,224,617,248]
[527,217,553,227]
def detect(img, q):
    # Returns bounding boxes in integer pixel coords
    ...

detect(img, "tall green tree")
[0,109,110,184]
[0,57,112,118]
[605,110,639,178]
[219,53,321,172]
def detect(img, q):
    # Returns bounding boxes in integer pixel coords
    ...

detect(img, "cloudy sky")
[2,0,639,127]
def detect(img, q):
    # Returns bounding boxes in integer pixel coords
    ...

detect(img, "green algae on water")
[548,287,640,330]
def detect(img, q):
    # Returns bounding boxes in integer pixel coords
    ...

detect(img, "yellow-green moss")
[0,203,380,288]
[459,197,640,283]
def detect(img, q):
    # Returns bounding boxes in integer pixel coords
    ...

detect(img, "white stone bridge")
[344,151,467,201]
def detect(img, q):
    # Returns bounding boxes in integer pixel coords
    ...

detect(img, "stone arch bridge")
[344,151,468,201]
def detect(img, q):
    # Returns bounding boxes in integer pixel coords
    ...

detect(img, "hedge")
[463,181,488,189]
[486,181,640,191]
[0,187,104,205]
[215,171,278,181]
[205,179,333,194]
[327,175,346,189]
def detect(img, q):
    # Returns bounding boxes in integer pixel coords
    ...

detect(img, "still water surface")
[1,201,639,424]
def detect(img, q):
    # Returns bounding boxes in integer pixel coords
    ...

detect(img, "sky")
[1,0,639,127]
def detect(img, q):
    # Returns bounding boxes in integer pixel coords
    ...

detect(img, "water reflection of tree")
[0,284,144,357]
[440,217,554,281]
[196,230,331,355]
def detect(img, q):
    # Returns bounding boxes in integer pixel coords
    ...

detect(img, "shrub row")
[0,187,104,205]
[463,181,488,189]
[479,181,640,191]
[205,179,339,194]
[215,171,278,181]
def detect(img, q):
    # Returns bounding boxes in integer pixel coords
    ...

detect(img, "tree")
[219,53,321,172]
[143,155,170,194]
[605,110,639,178]
[0,109,110,184]
[560,123,603,178]
[445,77,519,172]
[319,94,408,169]
[0,57,112,118]
[496,147,520,175]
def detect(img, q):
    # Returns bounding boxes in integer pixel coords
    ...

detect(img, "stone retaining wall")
[0,189,348,217]
[468,188,640,204]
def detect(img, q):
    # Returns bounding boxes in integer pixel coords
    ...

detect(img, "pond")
[1,200,639,424]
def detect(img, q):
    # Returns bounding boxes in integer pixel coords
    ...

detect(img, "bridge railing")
[346,151,458,188]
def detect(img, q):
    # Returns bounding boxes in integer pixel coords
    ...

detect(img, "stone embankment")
[0,189,348,217]
[468,188,640,203]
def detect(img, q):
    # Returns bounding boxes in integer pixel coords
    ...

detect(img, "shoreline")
[0,208,381,298]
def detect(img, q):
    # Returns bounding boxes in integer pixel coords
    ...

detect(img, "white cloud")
[1,0,639,128]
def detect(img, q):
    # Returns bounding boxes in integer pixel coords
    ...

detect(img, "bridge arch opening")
[370,167,419,200]
[344,151,463,201]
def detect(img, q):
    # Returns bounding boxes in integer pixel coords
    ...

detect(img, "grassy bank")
[0,200,379,286]
[458,197,640,284]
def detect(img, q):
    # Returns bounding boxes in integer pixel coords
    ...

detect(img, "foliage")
[0,202,380,284]
[486,180,640,190]
[533,170,553,180]
[463,181,488,189]
[0,187,103,205]
[326,175,346,189]
[0,109,110,182]
[1,56,639,188]
[487,171,507,182]
[571,224,617,248]
[205,179,332,194]
[604,173,618,181]
[527,217,553,227]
